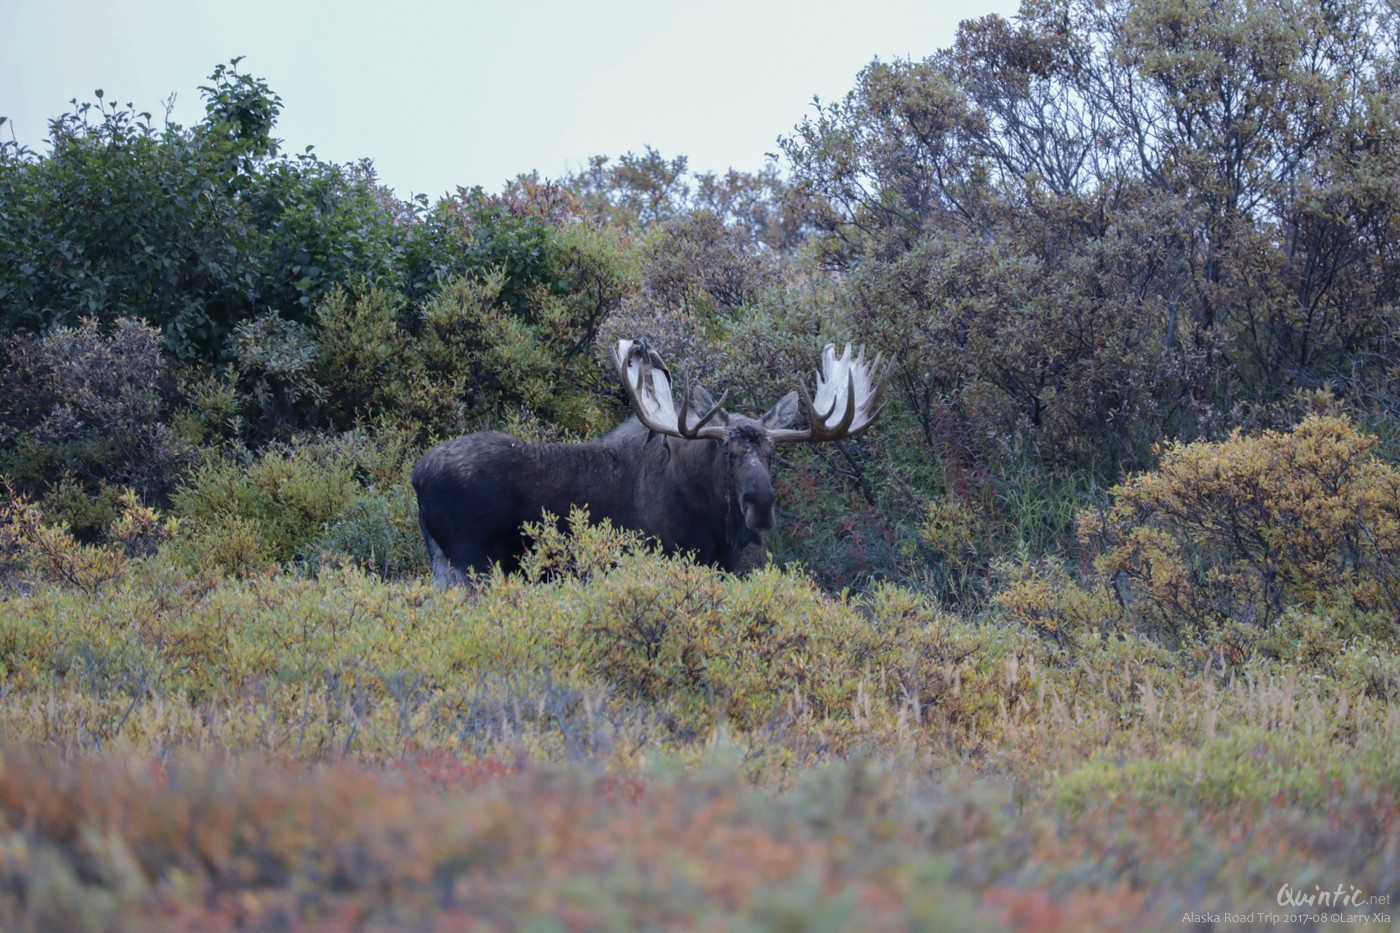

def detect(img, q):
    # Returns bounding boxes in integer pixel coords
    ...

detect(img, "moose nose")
[740,482,776,531]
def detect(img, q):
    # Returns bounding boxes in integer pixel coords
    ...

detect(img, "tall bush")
[1082,415,1400,638]
[781,0,1400,473]
[0,318,192,520]
[0,61,414,361]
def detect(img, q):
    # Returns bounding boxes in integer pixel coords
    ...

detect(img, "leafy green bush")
[228,310,327,441]
[168,435,417,578]
[313,225,627,439]
[302,486,423,579]
[311,284,412,430]
[0,61,459,365]
[0,89,258,356]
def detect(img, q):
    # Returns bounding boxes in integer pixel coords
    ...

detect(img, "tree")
[0,60,414,360]
[781,0,1400,475]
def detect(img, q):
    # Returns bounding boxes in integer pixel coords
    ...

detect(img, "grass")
[0,517,1396,930]
[0,549,1394,924]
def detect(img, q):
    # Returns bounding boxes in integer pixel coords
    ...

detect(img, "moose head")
[613,337,893,544]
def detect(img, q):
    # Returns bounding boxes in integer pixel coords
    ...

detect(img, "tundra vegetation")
[1,0,1399,927]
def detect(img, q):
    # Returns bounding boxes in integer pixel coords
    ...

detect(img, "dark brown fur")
[412,396,796,583]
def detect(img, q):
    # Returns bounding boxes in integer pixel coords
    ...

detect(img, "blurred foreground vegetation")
[2,0,1399,928]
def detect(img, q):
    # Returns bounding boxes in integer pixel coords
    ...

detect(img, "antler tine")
[682,375,728,436]
[615,339,728,440]
[795,370,857,441]
[676,374,691,436]
[864,350,893,416]
[837,368,859,434]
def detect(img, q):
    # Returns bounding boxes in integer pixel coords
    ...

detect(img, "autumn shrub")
[0,483,175,595]
[0,318,193,529]
[394,199,627,435]
[0,501,1053,762]
[635,209,779,320]
[474,514,881,736]
[1054,688,1400,816]
[415,271,578,426]
[488,515,1044,750]
[167,432,420,578]
[843,229,1174,473]
[0,751,1018,932]
[304,486,423,580]
[784,0,1400,475]
[1081,415,1400,645]
[989,551,1123,644]
[0,738,1394,932]
[772,478,905,591]
[514,507,655,584]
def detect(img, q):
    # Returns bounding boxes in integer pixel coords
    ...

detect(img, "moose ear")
[762,391,800,430]
[688,385,729,426]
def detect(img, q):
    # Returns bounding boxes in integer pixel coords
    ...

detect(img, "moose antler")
[614,339,729,440]
[770,343,895,444]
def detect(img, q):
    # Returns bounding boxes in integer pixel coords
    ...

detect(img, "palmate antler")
[614,339,729,440]
[769,343,894,444]
[614,339,893,443]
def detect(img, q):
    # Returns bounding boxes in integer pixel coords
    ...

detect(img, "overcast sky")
[2,0,1013,201]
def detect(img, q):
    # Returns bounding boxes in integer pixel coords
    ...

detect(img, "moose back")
[411,340,892,584]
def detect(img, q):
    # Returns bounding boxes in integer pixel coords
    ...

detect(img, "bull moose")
[411,339,893,584]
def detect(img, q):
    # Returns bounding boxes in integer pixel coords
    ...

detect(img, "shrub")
[473,517,1045,750]
[0,483,175,593]
[310,223,627,441]
[311,284,412,431]
[0,318,192,522]
[1082,415,1400,642]
[169,440,361,575]
[302,486,423,580]
[167,427,425,579]
[0,62,417,361]
[229,310,327,440]
[636,210,778,319]
[0,89,259,357]
[989,551,1123,644]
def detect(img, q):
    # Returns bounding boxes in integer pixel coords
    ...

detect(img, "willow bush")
[1081,415,1400,642]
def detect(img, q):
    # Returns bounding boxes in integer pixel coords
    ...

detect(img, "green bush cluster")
[167,430,422,579]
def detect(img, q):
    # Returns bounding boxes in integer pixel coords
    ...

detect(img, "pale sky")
[1,0,1014,201]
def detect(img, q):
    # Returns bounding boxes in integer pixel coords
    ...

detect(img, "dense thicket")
[3,0,1400,606]
[783,0,1400,478]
